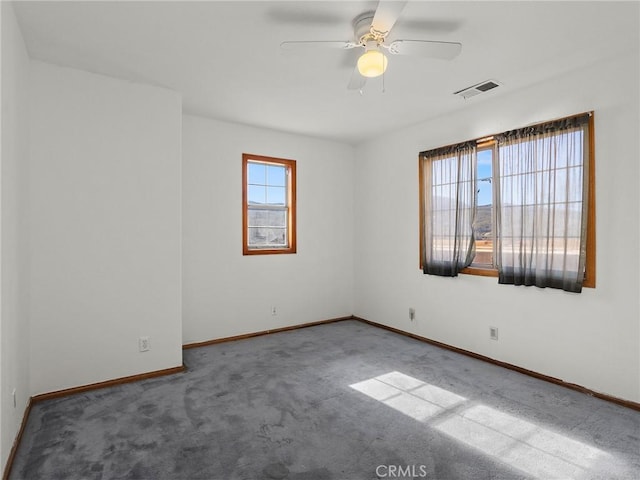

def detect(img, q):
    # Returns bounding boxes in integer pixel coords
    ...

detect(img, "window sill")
[243,247,296,256]
[459,266,595,288]
[459,266,499,278]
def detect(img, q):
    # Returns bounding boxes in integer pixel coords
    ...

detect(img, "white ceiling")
[12,1,639,145]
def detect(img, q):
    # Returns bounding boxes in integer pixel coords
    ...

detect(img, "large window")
[242,154,296,255]
[419,112,595,292]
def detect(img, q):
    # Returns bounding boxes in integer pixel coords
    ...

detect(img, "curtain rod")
[419,111,593,157]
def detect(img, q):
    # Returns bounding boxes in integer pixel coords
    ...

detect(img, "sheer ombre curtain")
[421,142,477,276]
[495,114,590,293]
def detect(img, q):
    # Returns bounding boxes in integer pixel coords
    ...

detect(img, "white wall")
[182,115,354,343]
[1,1,31,469]
[28,61,183,395]
[354,50,640,403]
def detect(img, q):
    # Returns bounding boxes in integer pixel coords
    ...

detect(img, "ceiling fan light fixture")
[357,48,388,78]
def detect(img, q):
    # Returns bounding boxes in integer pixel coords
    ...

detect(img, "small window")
[242,154,296,255]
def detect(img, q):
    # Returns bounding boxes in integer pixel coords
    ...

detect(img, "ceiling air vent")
[454,80,502,99]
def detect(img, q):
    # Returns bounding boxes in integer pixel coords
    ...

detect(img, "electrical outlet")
[139,336,150,352]
[490,327,499,340]
[271,306,277,316]
[409,308,415,321]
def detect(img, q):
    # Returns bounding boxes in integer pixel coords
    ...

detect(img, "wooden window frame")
[419,112,596,288]
[242,153,297,256]
[465,140,498,272]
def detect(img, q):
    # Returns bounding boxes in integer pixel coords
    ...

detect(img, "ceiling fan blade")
[347,66,367,91]
[396,19,462,34]
[371,0,408,35]
[387,40,462,60]
[280,41,358,51]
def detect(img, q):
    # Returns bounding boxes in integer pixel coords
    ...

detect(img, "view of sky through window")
[248,163,286,205]
[473,148,494,266]
[476,149,493,206]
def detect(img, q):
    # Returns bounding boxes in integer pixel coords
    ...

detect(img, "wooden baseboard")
[31,364,186,403]
[2,397,33,480]
[353,316,640,412]
[182,316,353,349]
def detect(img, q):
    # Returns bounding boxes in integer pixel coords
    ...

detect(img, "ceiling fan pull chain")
[382,61,386,94]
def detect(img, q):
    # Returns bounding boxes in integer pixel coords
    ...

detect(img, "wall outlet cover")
[490,327,499,340]
[139,336,150,352]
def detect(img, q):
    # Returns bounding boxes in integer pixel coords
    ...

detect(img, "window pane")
[432,156,457,182]
[432,184,455,206]
[267,165,286,186]
[248,209,268,227]
[248,162,266,185]
[267,186,286,205]
[476,149,493,207]
[248,227,268,246]
[475,206,492,236]
[473,148,494,266]
[265,228,287,246]
[268,209,286,228]
[549,168,568,203]
[568,130,584,167]
[566,166,583,202]
[432,210,454,232]
[248,208,286,228]
[247,227,287,247]
[248,185,266,205]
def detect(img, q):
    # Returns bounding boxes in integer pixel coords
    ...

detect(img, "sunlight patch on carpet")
[350,371,613,479]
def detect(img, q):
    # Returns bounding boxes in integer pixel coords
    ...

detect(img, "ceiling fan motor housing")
[353,12,377,45]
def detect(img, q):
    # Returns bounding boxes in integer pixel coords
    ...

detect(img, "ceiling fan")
[280,0,462,91]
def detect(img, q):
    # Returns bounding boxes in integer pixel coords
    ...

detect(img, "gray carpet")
[9,320,640,479]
